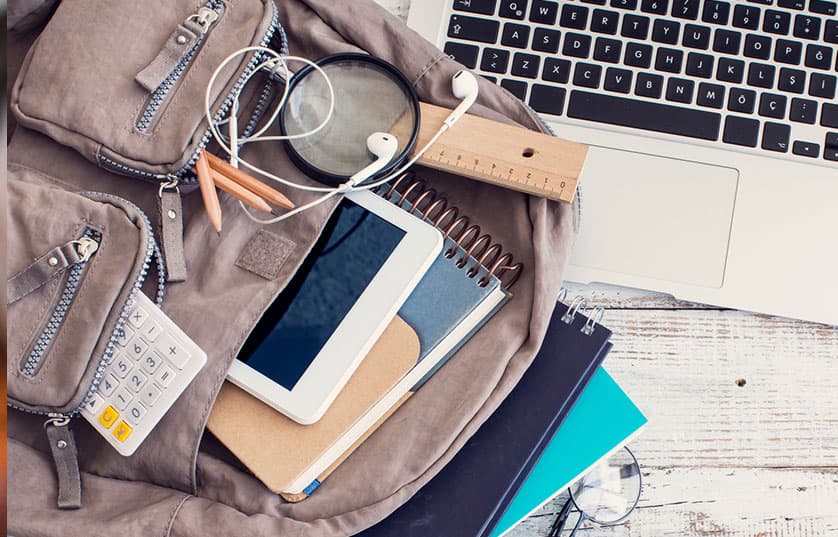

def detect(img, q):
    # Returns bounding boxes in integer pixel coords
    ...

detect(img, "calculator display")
[237,198,406,390]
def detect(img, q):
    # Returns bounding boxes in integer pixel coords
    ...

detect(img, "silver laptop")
[408,0,838,325]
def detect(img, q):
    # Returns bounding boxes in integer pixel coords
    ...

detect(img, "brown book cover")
[207,316,420,499]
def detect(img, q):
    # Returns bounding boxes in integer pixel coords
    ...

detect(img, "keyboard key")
[826,20,838,42]
[481,48,510,73]
[594,38,624,62]
[625,42,654,67]
[543,57,572,82]
[112,420,133,443]
[501,23,531,47]
[702,0,731,24]
[604,67,634,92]
[573,62,603,87]
[744,34,772,59]
[686,52,715,77]
[141,320,162,343]
[125,402,147,426]
[666,77,695,102]
[100,373,119,396]
[568,90,722,139]
[655,47,684,72]
[809,73,837,98]
[83,393,107,417]
[804,44,833,69]
[810,0,837,15]
[533,28,561,52]
[111,355,134,379]
[529,84,567,114]
[748,0,772,4]
[113,386,133,411]
[159,334,191,369]
[591,9,620,33]
[825,132,838,161]
[717,57,745,83]
[483,75,498,83]
[563,32,593,57]
[127,337,148,361]
[501,78,528,99]
[622,14,651,38]
[747,63,776,88]
[448,15,501,43]
[733,4,761,29]
[778,67,806,93]
[779,0,806,8]
[128,307,149,329]
[453,0,498,15]
[641,0,669,14]
[793,14,822,39]
[127,370,148,392]
[723,116,760,146]
[560,4,590,28]
[141,351,163,375]
[774,39,803,64]
[758,92,787,118]
[652,19,681,43]
[155,365,176,388]
[793,140,820,157]
[697,82,726,108]
[98,406,120,429]
[530,0,559,23]
[672,0,700,19]
[635,72,665,97]
[822,103,838,127]
[511,52,541,78]
[500,0,529,19]
[611,0,638,9]
[140,384,163,408]
[762,122,791,152]
[763,10,791,34]
[728,87,757,113]
[444,42,479,68]
[115,325,134,347]
[581,0,607,4]
[713,29,742,54]
[790,97,819,123]
[683,24,711,48]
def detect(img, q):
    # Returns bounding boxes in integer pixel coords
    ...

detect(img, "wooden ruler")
[410,102,589,204]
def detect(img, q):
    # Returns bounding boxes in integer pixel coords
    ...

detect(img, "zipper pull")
[192,7,220,33]
[158,177,188,283]
[7,235,99,305]
[44,414,82,509]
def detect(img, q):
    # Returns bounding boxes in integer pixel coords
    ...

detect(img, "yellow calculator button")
[112,420,133,443]
[98,406,120,429]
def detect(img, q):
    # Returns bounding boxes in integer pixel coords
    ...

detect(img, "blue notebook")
[491,367,647,537]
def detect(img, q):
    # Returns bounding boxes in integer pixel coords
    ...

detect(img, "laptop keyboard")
[443,0,838,163]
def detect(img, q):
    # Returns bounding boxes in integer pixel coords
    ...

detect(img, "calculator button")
[125,403,148,425]
[98,406,120,429]
[100,374,119,396]
[142,320,162,342]
[155,366,176,387]
[127,307,149,328]
[159,334,190,369]
[114,386,134,410]
[112,420,133,442]
[115,325,134,347]
[83,393,106,417]
[140,385,162,407]
[141,352,163,375]
[127,370,149,393]
[127,338,149,361]
[111,356,134,379]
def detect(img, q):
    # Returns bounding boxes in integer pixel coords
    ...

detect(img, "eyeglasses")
[547,446,642,537]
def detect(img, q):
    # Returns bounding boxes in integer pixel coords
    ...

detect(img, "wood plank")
[508,467,838,537]
[562,282,716,310]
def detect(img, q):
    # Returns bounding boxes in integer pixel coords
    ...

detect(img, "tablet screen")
[237,198,406,390]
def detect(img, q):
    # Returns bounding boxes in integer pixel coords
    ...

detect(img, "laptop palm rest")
[569,146,739,289]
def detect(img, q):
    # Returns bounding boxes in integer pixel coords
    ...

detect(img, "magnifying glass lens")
[569,447,642,525]
[281,55,418,183]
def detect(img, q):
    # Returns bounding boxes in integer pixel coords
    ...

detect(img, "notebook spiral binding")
[557,288,605,336]
[379,173,523,290]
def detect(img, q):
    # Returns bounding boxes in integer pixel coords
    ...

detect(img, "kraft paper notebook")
[358,297,613,537]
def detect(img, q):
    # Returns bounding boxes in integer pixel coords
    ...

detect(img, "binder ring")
[422,197,448,221]
[411,188,438,216]
[434,206,459,230]
[582,306,605,335]
[561,296,587,324]
[459,234,493,269]
[397,179,427,209]
[496,261,523,289]
[450,225,481,260]
[479,252,512,287]
[557,288,568,304]
[383,172,414,199]
[444,217,471,257]
[470,244,503,278]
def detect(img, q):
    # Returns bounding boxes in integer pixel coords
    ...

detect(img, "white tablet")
[226,189,442,424]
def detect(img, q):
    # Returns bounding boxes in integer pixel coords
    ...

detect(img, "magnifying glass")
[279,53,421,188]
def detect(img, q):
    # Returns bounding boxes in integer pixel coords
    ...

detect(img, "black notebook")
[356,298,613,537]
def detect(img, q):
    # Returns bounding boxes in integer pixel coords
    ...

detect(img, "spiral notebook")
[209,177,521,500]
[358,296,613,537]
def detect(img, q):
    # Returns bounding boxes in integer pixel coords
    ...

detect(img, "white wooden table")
[378,2,838,534]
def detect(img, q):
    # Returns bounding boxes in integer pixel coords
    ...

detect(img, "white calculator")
[81,291,207,456]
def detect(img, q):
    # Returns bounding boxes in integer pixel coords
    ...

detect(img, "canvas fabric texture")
[5,1,579,535]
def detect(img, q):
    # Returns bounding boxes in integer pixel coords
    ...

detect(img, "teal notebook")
[491,368,647,537]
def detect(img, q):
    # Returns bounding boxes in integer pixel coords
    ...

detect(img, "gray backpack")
[6,1,577,535]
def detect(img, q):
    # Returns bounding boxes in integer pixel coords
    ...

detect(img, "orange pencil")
[210,169,273,214]
[195,152,223,234]
[205,152,295,210]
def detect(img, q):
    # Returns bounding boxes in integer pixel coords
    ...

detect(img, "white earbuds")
[443,70,480,128]
[347,132,399,186]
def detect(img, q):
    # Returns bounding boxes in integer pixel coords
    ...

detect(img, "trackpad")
[570,146,738,288]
